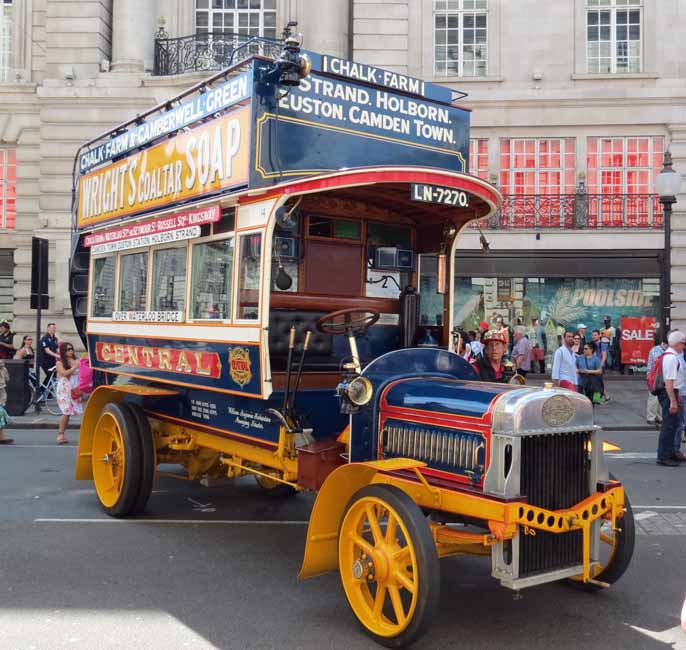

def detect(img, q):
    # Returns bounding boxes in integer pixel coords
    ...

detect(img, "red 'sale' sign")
[620,316,655,365]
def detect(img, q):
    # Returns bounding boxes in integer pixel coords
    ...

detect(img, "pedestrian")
[571,333,582,355]
[600,316,616,369]
[512,326,533,377]
[55,341,82,445]
[0,360,12,444]
[655,330,686,466]
[13,335,35,361]
[552,331,578,392]
[0,321,15,359]
[531,317,547,373]
[577,342,603,404]
[646,333,667,427]
[38,323,59,399]
[576,323,588,346]
[468,329,484,358]
[471,330,508,382]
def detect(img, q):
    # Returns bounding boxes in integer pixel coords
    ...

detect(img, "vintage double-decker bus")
[70,37,634,647]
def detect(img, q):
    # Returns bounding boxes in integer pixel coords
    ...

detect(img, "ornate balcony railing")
[475,193,664,230]
[154,31,283,77]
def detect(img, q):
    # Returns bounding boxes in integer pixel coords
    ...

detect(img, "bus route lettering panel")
[250,59,469,186]
[89,335,263,398]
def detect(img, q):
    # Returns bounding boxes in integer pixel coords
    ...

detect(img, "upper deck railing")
[475,192,663,230]
[154,30,283,76]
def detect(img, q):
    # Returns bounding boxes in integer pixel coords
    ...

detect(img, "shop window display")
[454,276,659,368]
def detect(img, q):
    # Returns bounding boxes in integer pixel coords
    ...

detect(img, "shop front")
[450,249,662,370]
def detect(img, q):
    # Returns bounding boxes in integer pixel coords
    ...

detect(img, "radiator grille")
[518,431,591,577]
[381,419,486,480]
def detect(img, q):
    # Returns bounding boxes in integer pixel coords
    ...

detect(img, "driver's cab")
[265,170,494,393]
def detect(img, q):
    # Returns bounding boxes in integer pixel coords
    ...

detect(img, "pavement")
[4,374,652,433]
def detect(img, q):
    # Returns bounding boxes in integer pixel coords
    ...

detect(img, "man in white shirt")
[657,330,686,466]
[552,331,578,391]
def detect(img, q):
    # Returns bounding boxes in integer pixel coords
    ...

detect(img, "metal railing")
[476,193,664,230]
[153,30,283,76]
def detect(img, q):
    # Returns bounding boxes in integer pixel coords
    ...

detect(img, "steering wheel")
[316,308,381,336]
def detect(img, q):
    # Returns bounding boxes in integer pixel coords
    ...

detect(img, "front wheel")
[338,485,440,648]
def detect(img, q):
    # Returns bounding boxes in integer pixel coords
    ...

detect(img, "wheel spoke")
[365,504,384,546]
[387,584,407,626]
[394,567,416,594]
[372,584,387,618]
[393,545,411,563]
[385,514,397,544]
[350,532,374,558]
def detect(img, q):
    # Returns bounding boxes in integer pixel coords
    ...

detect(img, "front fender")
[75,384,177,480]
[298,459,425,580]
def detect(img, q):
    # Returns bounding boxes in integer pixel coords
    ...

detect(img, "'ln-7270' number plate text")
[411,183,470,207]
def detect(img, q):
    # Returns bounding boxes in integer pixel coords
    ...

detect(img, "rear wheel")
[254,473,297,497]
[338,485,439,648]
[91,403,143,517]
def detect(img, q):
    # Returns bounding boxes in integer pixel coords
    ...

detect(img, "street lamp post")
[656,151,682,337]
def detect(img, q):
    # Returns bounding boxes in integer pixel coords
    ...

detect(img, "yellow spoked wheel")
[338,485,439,648]
[91,403,143,517]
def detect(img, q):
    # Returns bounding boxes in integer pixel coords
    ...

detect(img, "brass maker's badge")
[229,346,252,388]
[541,394,574,427]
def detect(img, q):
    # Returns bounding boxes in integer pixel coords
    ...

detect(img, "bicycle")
[28,367,61,415]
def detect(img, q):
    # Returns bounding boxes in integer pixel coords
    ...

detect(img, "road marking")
[607,452,656,459]
[2,445,76,448]
[34,518,309,525]
[634,505,686,510]
[634,511,657,521]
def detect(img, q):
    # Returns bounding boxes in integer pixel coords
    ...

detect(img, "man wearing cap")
[471,330,507,382]
[576,323,588,346]
[656,330,686,466]
[552,331,578,392]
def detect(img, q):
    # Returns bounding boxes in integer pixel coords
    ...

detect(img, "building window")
[0,148,16,229]
[586,136,663,227]
[469,139,489,180]
[195,0,277,39]
[586,0,641,74]
[434,0,487,77]
[0,0,13,83]
[499,139,576,195]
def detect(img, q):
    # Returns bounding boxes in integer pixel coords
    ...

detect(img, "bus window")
[151,246,187,313]
[237,233,262,320]
[119,251,148,312]
[91,256,115,317]
[191,238,233,320]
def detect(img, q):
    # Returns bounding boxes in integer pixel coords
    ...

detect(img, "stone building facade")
[0,0,685,348]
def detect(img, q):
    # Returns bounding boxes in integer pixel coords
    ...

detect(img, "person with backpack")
[650,330,686,466]
[646,334,667,426]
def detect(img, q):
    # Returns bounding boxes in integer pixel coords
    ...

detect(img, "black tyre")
[91,402,143,518]
[338,485,440,648]
[126,404,156,514]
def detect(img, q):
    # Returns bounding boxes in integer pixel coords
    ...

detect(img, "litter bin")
[3,358,31,416]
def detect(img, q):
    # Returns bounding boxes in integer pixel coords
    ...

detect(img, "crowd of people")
[453,314,619,397]
[0,321,89,446]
